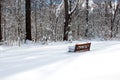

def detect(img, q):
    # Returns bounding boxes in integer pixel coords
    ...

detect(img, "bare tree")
[86,0,89,25]
[111,3,120,38]
[15,0,25,46]
[34,0,38,42]
[0,0,2,41]
[25,0,32,40]
[85,0,89,37]
[63,0,77,41]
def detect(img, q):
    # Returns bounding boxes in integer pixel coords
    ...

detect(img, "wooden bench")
[74,42,91,52]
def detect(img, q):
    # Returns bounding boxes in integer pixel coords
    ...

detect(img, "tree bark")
[86,0,89,24]
[25,0,32,40]
[63,0,77,41]
[34,1,38,42]
[111,4,119,38]
[0,0,2,41]
[63,0,70,41]
[85,0,89,37]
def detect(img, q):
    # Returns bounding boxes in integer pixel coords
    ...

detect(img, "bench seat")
[68,42,91,52]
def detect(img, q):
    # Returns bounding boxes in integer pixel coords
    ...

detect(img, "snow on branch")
[69,0,78,15]
[56,0,64,17]
[112,3,120,22]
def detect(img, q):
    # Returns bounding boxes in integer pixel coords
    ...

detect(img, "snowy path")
[0,42,81,78]
[0,41,120,80]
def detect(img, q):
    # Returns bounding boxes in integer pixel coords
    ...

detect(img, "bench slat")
[74,43,91,52]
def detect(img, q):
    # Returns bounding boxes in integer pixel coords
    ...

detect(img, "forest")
[1,1,120,80]
[0,0,120,45]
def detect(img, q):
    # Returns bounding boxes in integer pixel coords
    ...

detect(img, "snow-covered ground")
[0,41,120,80]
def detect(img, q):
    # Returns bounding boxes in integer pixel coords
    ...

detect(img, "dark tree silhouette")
[111,3,120,38]
[85,0,89,37]
[0,0,2,41]
[25,0,32,40]
[86,0,89,24]
[63,0,77,41]
[63,0,69,41]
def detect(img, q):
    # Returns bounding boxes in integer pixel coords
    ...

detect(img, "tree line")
[0,0,120,45]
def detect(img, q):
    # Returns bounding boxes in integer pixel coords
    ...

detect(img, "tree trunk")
[34,1,38,42]
[0,0,2,41]
[111,4,119,38]
[86,0,89,24]
[63,0,77,41]
[63,0,70,41]
[85,0,89,37]
[25,0,32,40]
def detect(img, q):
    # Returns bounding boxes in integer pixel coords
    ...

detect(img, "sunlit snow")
[0,41,120,80]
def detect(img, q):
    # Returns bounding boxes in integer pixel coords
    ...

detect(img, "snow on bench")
[69,42,91,52]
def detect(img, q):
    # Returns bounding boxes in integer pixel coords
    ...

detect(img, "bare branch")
[56,0,64,17]
[69,0,78,15]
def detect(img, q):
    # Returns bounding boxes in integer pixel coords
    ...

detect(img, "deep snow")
[0,41,120,80]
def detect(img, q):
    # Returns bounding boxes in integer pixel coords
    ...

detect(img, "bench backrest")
[74,43,91,52]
